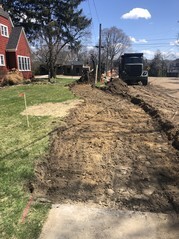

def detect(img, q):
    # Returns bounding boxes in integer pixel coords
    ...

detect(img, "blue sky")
[80,0,179,59]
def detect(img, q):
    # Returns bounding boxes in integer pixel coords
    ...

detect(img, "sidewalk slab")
[39,204,179,239]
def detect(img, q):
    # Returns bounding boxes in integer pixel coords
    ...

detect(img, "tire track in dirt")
[127,84,179,150]
[35,84,179,214]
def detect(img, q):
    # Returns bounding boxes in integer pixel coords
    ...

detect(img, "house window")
[18,56,31,71]
[0,24,9,37]
[0,54,5,66]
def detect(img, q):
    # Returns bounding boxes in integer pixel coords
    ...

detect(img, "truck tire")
[142,78,148,86]
[127,81,132,85]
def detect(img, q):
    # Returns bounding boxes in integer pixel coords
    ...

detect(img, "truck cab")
[119,53,148,85]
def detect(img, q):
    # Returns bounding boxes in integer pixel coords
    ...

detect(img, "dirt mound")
[106,78,128,95]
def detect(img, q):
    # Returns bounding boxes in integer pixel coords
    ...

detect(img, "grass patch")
[95,81,106,88]
[0,78,77,239]
[55,77,79,85]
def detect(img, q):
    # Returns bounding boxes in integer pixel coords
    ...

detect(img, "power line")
[87,0,97,42]
[92,0,100,24]
[133,43,174,46]
[132,39,178,46]
[87,0,93,19]
[143,38,176,41]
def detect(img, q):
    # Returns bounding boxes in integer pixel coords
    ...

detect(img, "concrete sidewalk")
[39,204,179,239]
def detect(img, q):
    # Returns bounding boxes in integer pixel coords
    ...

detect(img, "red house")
[0,4,32,79]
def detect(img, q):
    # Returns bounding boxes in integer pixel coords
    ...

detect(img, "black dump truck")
[119,53,148,85]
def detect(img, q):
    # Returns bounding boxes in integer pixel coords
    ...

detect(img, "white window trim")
[17,55,31,71]
[0,54,5,66]
[0,24,9,38]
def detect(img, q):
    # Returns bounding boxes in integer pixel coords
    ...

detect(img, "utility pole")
[98,23,102,81]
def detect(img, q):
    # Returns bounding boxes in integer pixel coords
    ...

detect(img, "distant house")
[0,4,32,79]
[56,61,90,76]
[167,59,179,77]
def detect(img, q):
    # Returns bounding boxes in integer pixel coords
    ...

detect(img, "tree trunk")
[48,51,56,81]
[48,66,56,81]
[110,59,113,77]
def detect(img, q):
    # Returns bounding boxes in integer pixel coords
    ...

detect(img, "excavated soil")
[35,80,179,215]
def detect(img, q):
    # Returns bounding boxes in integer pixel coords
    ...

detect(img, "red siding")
[16,31,32,79]
[17,32,31,57]
[0,13,32,79]
[0,16,12,69]
[21,71,32,79]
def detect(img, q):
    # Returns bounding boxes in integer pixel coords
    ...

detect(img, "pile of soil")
[105,78,129,95]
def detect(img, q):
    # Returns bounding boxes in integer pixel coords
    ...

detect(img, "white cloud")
[86,46,95,50]
[142,50,155,59]
[170,40,179,46]
[141,49,179,59]
[121,8,151,20]
[130,36,148,43]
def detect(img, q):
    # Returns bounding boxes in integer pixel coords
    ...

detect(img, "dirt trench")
[35,82,179,215]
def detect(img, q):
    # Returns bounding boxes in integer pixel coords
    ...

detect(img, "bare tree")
[149,50,167,77]
[4,0,91,80]
[101,26,131,72]
[33,44,71,74]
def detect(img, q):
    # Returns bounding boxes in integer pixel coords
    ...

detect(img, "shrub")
[0,67,8,81]
[1,68,23,86]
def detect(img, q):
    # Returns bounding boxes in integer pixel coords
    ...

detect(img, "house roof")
[65,61,84,66]
[172,58,179,63]
[6,26,23,50]
[0,7,10,19]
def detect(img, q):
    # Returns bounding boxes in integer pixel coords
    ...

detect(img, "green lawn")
[0,78,76,239]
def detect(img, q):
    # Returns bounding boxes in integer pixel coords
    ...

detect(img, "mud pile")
[105,78,129,95]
